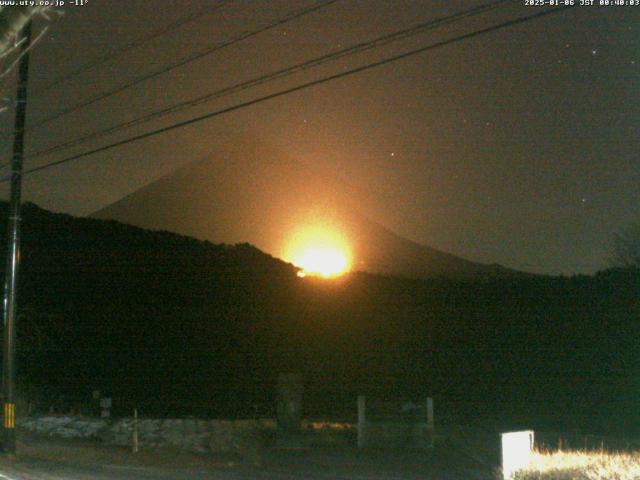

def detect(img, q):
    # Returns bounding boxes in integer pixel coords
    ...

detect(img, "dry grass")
[512,449,640,480]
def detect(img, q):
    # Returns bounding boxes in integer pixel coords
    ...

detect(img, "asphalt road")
[0,447,496,480]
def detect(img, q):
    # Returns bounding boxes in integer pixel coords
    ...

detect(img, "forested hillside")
[1,203,637,435]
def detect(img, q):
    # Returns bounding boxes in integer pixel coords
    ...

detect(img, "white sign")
[501,430,534,479]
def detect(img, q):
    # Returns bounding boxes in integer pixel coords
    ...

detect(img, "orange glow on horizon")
[283,224,352,278]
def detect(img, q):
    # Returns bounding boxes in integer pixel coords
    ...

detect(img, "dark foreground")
[0,434,497,480]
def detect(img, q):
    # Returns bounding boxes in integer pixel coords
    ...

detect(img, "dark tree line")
[0,202,637,436]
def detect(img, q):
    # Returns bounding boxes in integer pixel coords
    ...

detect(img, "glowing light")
[283,223,352,278]
[293,248,349,278]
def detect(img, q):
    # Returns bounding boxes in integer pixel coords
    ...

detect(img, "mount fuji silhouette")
[93,139,519,280]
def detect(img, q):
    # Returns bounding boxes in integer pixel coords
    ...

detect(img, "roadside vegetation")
[512,449,640,480]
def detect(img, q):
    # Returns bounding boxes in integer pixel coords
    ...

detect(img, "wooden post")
[357,395,366,448]
[132,408,139,453]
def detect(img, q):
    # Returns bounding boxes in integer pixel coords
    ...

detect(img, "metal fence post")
[132,408,139,453]
[357,395,366,448]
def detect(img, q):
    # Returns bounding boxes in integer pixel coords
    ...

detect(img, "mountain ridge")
[92,140,528,280]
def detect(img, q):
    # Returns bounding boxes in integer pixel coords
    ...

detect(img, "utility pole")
[2,20,31,455]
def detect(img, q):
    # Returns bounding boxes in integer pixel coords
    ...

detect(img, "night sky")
[0,0,638,275]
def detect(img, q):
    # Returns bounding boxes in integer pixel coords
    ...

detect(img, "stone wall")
[18,416,276,454]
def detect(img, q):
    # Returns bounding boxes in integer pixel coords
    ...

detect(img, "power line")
[11,5,575,181]
[26,0,513,161]
[0,23,50,101]
[37,2,227,94]
[27,0,339,133]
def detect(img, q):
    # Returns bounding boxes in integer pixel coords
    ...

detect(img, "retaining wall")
[18,416,276,454]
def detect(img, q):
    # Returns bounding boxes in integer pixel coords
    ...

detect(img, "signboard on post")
[501,430,534,479]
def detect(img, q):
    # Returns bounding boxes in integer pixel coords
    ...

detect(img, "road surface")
[0,446,496,479]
